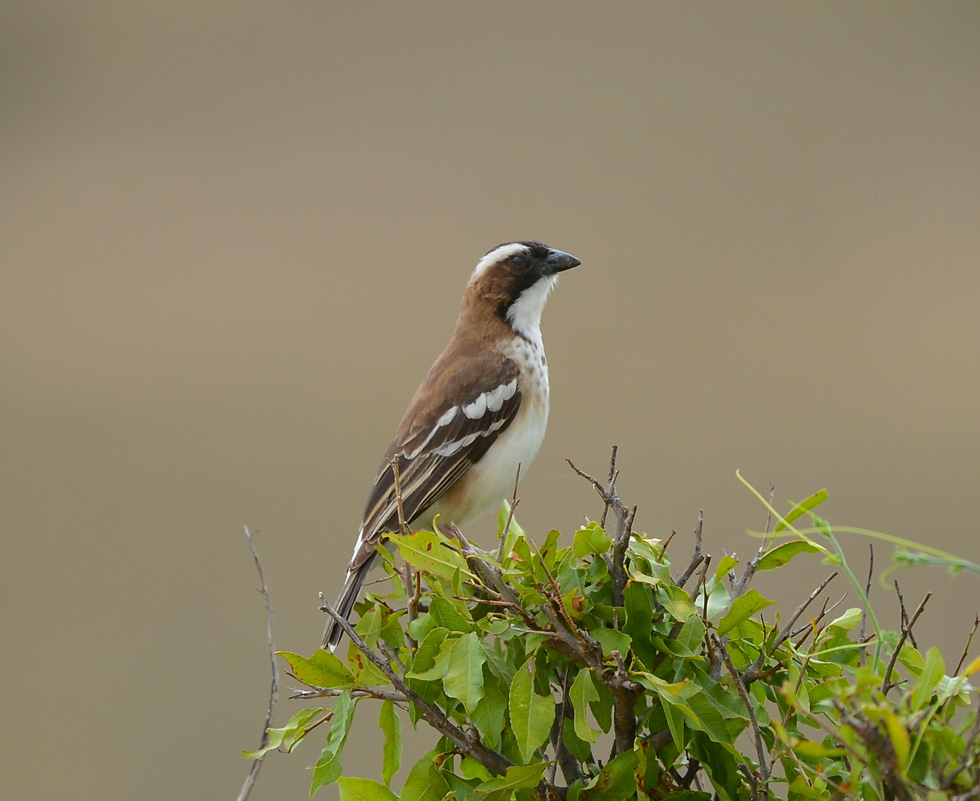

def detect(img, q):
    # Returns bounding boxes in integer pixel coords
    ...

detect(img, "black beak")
[542,248,581,275]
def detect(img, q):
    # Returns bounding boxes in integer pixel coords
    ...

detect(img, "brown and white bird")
[323,241,580,650]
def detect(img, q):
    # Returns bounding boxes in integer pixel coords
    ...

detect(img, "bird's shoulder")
[391,328,523,449]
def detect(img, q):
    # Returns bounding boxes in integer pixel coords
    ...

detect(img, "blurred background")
[2,3,978,799]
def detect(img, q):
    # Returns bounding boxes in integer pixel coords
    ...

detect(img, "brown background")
[3,3,979,799]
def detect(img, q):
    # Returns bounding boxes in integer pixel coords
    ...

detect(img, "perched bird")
[323,241,580,650]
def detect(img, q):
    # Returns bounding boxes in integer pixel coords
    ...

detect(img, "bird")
[323,240,580,650]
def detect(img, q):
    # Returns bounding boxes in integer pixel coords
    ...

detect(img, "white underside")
[428,395,549,527]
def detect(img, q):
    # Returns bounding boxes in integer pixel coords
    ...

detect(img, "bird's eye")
[511,255,527,267]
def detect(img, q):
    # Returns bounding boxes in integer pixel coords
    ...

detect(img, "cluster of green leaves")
[250,494,980,801]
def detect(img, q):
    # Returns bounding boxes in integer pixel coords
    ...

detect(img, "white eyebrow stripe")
[471,242,528,279]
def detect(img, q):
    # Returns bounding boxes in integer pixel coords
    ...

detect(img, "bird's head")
[465,241,580,340]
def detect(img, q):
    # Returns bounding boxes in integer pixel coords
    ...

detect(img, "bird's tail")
[322,552,377,651]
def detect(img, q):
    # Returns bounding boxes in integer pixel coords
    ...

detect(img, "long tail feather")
[322,552,377,651]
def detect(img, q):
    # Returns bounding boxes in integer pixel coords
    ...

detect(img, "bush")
[247,462,980,801]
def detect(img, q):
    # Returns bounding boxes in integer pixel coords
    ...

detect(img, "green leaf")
[911,647,945,709]
[661,694,686,752]
[509,657,556,762]
[407,627,450,678]
[497,498,525,538]
[624,581,659,670]
[717,589,774,637]
[311,693,357,792]
[378,700,401,786]
[443,632,486,715]
[673,617,708,657]
[355,606,385,648]
[394,529,473,581]
[659,584,698,621]
[573,522,612,557]
[592,627,632,659]
[775,489,828,532]
[827,607,863,631]
[474,762,548,794]
[346,642,389,686]
[582,749,637,801]
[471,671,508,748]
[407,611,437,643]
[429,595,472,633]
[569,669,601,743]
[756,539,822,570]
[881,709,910,769]
[279,649,356,689]
[714,555,739,583]
[337,777,399,801]
[242,707,324,758]
[400,752,452,801]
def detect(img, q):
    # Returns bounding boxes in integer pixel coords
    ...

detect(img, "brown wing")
[347,347,521,571]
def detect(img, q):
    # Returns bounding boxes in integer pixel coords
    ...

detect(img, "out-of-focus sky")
[2,4,978,799]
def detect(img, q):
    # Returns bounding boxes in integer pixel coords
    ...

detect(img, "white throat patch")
[506,274,558,342]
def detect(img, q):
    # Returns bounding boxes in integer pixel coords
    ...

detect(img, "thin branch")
[320,595,517,777]
[713,634,770,800]
[883,592,932,694]
[390,455,413,537]
[290,686,408,703]
[550,668,584,785]
[608,651,639,760]
[237,527,279,801]
[675,510,705,589]
[893,580,918,651]
[401,562,418,650]
[953,614,980,677]
[658,529,677,562]
[731,491,777,600]
[445,523,537,630]
[859,546,874,664]
[773,573,838,653]
[742,572,837,685]
[600,445,618,529]
[566,454,634,609]
[497,463,522,562]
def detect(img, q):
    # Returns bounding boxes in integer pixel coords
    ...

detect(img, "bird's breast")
[427,336,550,531]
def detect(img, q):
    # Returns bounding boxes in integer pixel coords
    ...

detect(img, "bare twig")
[566,453,634,609]
[774,573,838,653]
[893,580,919,651]
[390,455,413,537]
[290,686,408,703]
[600,445,618,529]
[320,595,516,777]
[237,527,279,801]
[401,562,418,650]
[550,668,584,785]
[953,614,980,677]
[497,463,522,562]
[742,572,837,685]
[713,634,769,800]
[675,510,705,589]
[883,592,932,694]
[609,651,639,760]
[731,490,776,601]
[859,546,874,664]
